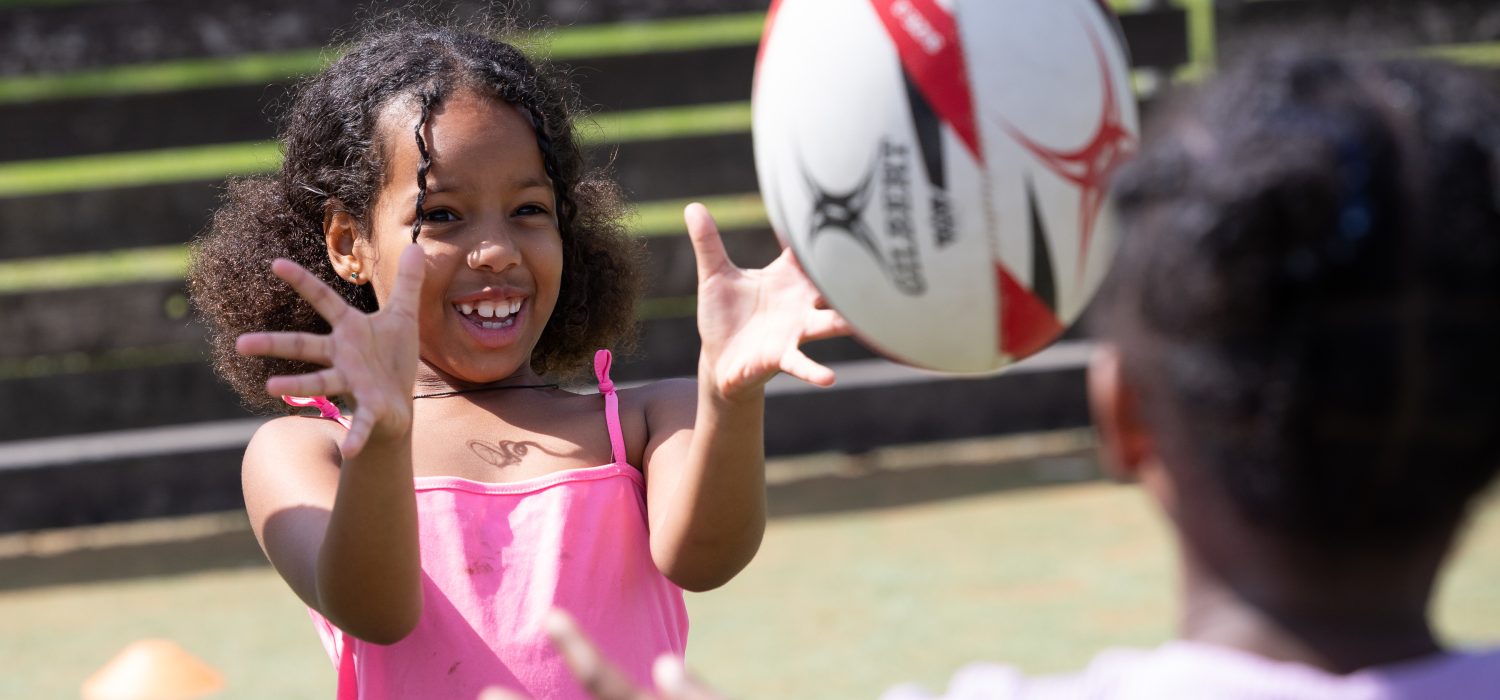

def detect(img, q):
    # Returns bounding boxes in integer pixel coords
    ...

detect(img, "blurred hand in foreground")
[476,609,726,700]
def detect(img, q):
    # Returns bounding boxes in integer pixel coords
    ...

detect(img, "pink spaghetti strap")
[593,349,629,466]
[335,634,357,699]
[282,395,354,430]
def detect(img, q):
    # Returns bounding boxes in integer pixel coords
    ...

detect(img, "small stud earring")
[350,271,360,282]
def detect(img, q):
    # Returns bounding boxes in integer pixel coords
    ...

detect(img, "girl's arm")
[641,204,850,591]
[237,244,427,643]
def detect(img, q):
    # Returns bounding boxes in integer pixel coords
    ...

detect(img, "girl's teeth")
[456,299,522,322]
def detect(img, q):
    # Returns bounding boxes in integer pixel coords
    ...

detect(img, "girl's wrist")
[697,356,767,409]
[362,415,415,455]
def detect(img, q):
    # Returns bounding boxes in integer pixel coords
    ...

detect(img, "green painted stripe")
[0,50,330,104]
[0,193,766,293]
[0,245,189,293]
[0,13,766,105]
[1417,41,1500,67]
[587,101,750,145]
[543,12,765,60]
[1172,0,1217,84]
[0,343,205,381]
[0,101,750,198]
[632,193,767,238]
[0,141,280,198]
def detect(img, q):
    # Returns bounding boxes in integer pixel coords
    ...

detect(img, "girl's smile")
[450,289,529,347]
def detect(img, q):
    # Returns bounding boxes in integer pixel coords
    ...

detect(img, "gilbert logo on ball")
[753,0,1139,373]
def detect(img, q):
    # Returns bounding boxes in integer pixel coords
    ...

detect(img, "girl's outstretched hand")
[476,609,725,700]
[687,203,853,400]
[235,244,426,458]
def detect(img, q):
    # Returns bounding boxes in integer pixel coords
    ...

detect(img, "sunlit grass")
[5,481,1498,699]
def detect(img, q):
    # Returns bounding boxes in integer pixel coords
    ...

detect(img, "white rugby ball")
[752,0,1139,373]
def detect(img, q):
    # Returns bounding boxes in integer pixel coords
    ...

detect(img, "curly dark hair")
[189,18,644,413]
[1094,49,1500,549]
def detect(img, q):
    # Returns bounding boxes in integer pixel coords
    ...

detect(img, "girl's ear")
[1088,344,1155,483]
[324,200,367,284]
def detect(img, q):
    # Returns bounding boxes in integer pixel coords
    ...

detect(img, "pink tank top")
[284,350,689,700]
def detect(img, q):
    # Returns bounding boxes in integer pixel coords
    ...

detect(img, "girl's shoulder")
[253,412,347,438]
[244,414,346,468]
[615,378,696,462]
[617,377,696,415]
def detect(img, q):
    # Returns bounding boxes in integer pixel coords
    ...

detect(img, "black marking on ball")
[803,157,885,267]
[1027,177,1058,312]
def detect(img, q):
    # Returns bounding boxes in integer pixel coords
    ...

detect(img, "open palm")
[235,244,426,457]
[686,203,852,400]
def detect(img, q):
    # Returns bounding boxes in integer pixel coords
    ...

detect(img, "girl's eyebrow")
[420,175,553,195]
[512,175,554,191]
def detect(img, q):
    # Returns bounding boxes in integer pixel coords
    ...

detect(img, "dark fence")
[10,0,1482,532]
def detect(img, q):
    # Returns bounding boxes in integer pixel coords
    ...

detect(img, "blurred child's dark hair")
[1094,49,1500,549]
[189,18,644,412]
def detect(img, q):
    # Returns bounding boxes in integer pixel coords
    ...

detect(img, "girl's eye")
[515,204,550,217]
[422,209,458,223]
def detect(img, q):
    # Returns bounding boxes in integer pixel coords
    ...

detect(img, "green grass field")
[3,444,1497,700]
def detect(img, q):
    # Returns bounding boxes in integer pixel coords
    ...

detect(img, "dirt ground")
[3,433,1497,699]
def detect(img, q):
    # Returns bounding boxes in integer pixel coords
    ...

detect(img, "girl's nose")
[466,230,521,273]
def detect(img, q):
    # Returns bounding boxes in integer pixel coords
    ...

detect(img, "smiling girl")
[188,20,848,700]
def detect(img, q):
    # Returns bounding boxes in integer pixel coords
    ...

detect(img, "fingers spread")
[802,309,854,343]
[651,656,723,700]
[272,258,351,324]
[237,332,333,365]
[781,348,837,388]
[684,203,733,284]
[477,688,530,700]
[265,368,346,399]
[546,609,654,700]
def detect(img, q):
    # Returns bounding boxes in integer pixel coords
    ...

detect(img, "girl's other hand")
[235,243,426,458]
[471,609,724,700]
[687,203,853,401]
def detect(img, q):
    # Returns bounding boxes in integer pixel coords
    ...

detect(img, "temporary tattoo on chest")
[467,439,548,468]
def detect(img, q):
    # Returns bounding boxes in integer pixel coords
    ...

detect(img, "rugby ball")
[752,0,1139,373]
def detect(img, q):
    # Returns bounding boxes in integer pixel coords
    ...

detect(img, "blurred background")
[2,0,1498,697]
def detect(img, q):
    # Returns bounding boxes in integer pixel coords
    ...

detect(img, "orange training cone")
[81,639,225,700]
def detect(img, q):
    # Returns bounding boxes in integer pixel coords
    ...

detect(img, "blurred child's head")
[1091,49,1500,559]
[191,20,643,411]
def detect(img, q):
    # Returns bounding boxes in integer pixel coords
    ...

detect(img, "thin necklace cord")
[412,383,559,400]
